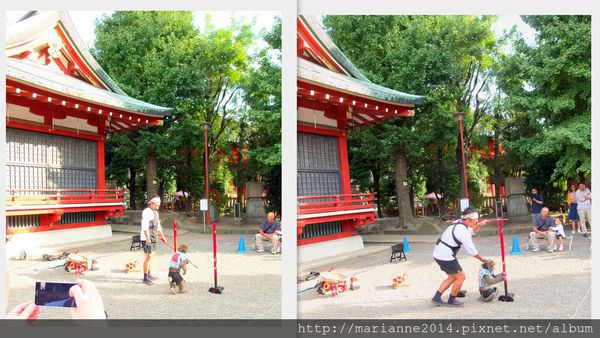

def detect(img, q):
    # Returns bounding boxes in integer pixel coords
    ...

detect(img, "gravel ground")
[299,234,591,319]
[7,232,281,319]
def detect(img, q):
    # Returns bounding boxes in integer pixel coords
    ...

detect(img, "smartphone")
[34,282,77,308]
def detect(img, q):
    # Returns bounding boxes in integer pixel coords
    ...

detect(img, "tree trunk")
[129,167,137,210]
[394,151,414,227]
[372,166,382,217]
[146,155,158,199]
[158,180,165,212]
[409,183,415,217]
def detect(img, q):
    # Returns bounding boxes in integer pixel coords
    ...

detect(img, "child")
[478,260,506,302]
[551,217,567,251]
[168,244,190,295]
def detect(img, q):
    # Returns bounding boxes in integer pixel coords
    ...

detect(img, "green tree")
[94,11,260,211]
[324,15,499,223]
[497,16,591,188]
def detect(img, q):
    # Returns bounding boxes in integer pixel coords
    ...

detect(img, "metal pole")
[204,122,210,226]
[456,112,469,200]
[205,122,223,294]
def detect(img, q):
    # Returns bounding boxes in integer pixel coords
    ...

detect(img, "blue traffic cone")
[403,236,412,253]
[510,233,521,254]
[237,236,247,253]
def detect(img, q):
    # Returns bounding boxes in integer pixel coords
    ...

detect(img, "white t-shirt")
[575,188,591,210]
[140,207,162,241]
[552,223,566,238]
[433,220,478,261]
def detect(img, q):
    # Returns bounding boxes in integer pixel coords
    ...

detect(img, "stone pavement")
[298,234,591,319]
[7,232,281,319]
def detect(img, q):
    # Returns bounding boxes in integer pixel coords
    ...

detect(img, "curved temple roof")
[7,58,173,117]
[6,11,173,117]
[299,15,425,107]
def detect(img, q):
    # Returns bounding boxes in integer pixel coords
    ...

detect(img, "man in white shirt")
[141,196,167,285]
[432,207,491,307]
[575,183,591,236]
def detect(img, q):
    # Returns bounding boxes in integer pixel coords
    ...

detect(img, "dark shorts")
[168,270,184,284]
[435,258,463,275]
[556,234,565,239]
[143,242,155,254]
[480,287,497,300]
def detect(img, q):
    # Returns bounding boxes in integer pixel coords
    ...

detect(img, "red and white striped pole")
[172,221,177,253]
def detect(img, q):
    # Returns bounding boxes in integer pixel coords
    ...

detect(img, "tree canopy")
[94,11,281,213]
[324,15,591,218]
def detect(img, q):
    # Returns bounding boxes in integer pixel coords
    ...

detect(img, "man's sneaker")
[431,297,446,306]
[531,247,539,252]
[256,248,264,253]
[271,249,277,254]
[559,244,564,251]
[547,248,554,253]
[446,299,465,307]
[143,278,153,286]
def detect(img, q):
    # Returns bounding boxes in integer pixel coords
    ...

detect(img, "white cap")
[148,196,161,205]
[462,211,479,220]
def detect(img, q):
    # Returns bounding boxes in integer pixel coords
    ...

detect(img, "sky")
[492,15,537,47]
[7,12,534,51]
[6,11,280,51]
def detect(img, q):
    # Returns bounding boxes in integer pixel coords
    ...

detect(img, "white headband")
[149,197,161,205]
[462,211,479,220]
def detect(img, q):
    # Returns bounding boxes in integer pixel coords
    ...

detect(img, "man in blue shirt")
[529,207,555,252]
[255,212,281,254]
[528,188,544,224]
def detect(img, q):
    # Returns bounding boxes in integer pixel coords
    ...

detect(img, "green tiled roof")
[299,58,424,106]
[8,58,173,116]
[8,11,173,116]
[300,15,425,106]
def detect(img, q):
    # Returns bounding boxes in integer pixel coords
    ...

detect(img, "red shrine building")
[5,11,172,254]
[297,16,424,262]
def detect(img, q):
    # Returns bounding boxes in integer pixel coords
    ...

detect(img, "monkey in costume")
[478,260,506,302]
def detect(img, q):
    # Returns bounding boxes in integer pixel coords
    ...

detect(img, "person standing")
[431,207,491,307]
[141,196,167,285]
[567,184,580,233]
[575,183,592,236]
[528,188,544,224]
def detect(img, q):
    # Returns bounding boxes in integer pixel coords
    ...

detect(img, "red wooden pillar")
[97,118,106,192]
[96,122,106,224]
[97,138,105,191]
[337,110,353,235]
[337,132,351,196]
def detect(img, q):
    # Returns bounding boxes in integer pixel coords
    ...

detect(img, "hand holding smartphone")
[34,279,107,319]
[35,282,77,308]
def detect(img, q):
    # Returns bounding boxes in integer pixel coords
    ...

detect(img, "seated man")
[529,207,555,252]
[255,212,281,254]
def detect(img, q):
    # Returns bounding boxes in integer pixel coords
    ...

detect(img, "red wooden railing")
[298,193,375,215]
[6,189,125,206]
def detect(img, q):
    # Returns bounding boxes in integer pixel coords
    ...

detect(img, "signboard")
[460,198,470,212]
[200,199,208,211]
